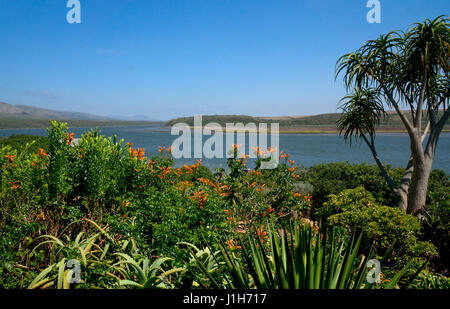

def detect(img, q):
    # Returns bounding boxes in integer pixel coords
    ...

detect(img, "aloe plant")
[114,253,184,289]
[193,221,423,289]
[28,219,183,289]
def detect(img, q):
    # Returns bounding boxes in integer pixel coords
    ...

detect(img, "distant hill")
[0,102,110,121]
[166,111,449,133]
[0,102,164,129]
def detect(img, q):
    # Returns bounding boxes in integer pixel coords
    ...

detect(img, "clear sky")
[0,0,449,120]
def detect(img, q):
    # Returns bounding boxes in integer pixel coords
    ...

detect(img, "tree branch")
[361,134,397,192]
[382,85,415,135]
[415,71,428,130]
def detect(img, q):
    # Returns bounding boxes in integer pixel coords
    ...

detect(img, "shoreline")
[1,124,449,135]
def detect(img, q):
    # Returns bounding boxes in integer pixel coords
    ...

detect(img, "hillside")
[0,102,110,120]
[0,102,163,129]
[166,111,450,133]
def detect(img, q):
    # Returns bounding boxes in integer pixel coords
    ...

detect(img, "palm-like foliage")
[335,15,450,215]
[337,89,385,145]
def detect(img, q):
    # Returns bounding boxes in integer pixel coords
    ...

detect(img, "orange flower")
[279,150,290,159]
[232,144,242,151]
[288,159,295,165]
[293,193,302,198]
[257,226,268,243]
[122,200,131,208]
[227,238,242,250]
[4,154,15,164]
[246,181,256,188]
[36,148,48,157]
[191,190,208,208]
[126,142,134,147]
[10,183,20,190]
[304,194,312,203]
[37,211,45,220]
[158,145,166,154]
[66,133,75,145]
[167,146,175,155]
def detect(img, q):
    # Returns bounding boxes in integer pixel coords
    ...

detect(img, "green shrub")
[301,162,449,215]
[0,134,49,155]
[326,187,437,262]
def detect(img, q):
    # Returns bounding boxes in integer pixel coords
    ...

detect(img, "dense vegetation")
[0,122,448,289]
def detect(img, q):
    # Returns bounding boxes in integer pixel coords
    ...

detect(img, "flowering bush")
[0,121,310,288]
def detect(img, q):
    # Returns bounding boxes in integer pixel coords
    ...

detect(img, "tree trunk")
[406,156,432,216]
[394,158,413,211]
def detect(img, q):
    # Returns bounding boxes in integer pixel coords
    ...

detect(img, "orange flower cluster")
[122,200,131,208]
[130,147,145,160]
[261,207,275,218]
[176,180,192,191]
[214,183,231,197]
[246,181,256,189]
[4,154,15,164]
[158,166,172,179]
[249,170,263,176]
[227,238,242,250]
[183,160,202,174]
[279,150,290,160]
[293,193,302,198]
[9,181,20,190]
[36,148,48,157]
[198,177,215,187]
[257,226,268,243]
[37,211,45,220]
[304,194,312,203]
[224,209,237,223]
[158,145,175,155]
[255,183,266,193]
[66,133,75,146]
[250,146,267,157]
[191,190,208,210]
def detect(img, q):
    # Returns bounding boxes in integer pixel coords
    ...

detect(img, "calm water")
[1,126,449,173]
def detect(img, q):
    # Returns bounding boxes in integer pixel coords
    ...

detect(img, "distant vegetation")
[166,111,449,132]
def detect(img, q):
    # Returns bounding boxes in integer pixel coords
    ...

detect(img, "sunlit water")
[1,125,449,173]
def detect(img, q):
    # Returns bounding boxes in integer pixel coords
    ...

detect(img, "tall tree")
[335,16,449,216]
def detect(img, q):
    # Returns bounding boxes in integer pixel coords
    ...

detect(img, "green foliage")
[0,134,49,154]
[189,221,421,289]
[409,271,450,289]
[28,219,183,289]
[0,121,447,289]
[301,162,449,213]
[325,187,437,262]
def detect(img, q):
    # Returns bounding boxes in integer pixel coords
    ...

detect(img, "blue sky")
[0,0,448,120]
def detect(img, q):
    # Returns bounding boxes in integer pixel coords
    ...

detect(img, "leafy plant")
[193,221,422,289]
